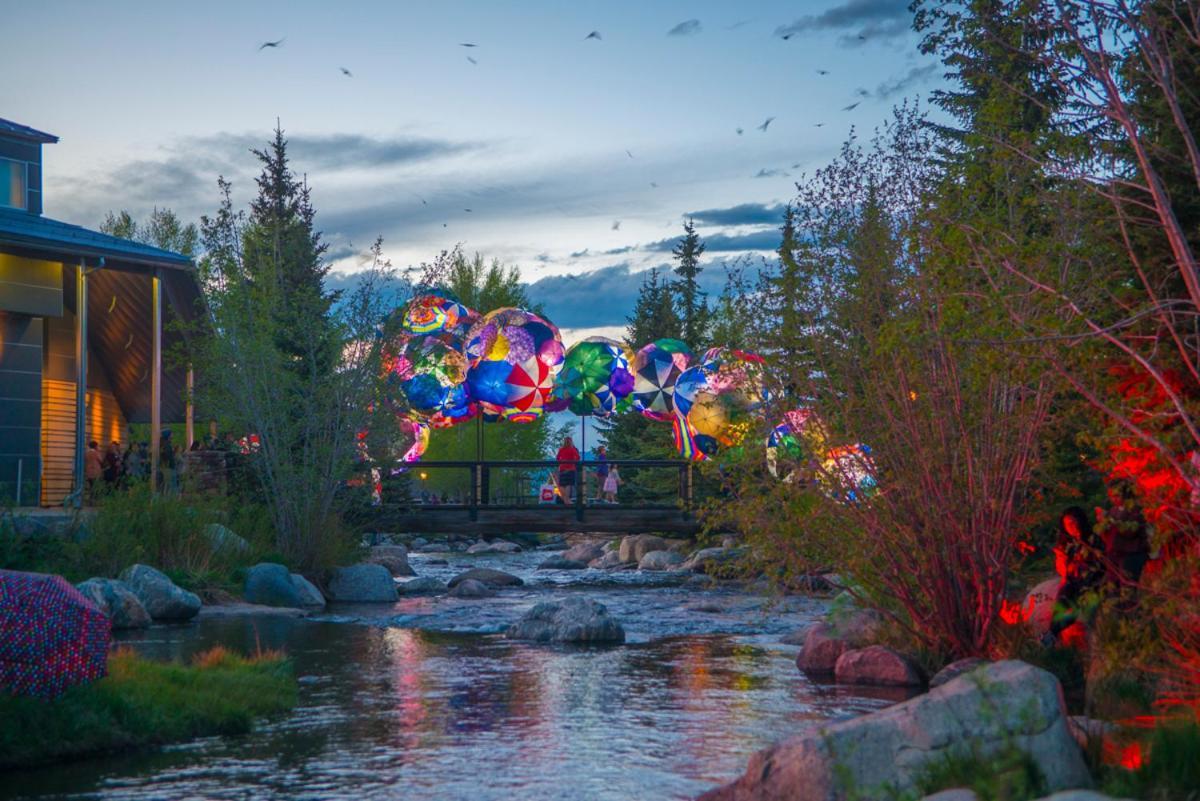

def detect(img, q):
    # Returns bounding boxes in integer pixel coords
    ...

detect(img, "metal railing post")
[470,464,480,521]
[574,459,584,521]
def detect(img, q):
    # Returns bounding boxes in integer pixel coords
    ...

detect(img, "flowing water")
[3,549,912,801]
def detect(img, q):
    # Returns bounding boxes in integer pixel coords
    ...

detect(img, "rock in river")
[639,550,685,571]
[75,577,151,629]
[929,657,988,689]
[290,573,326,607]
[448,579,495,599]
[467,539,522,554]
[561,541,606,563]
[506,597,625,644]
[119,564,202,621]
[367,545,416,577]
[698,660,1091,801]
[328,564,399,602]
[447,567,524,588]
[618,534,667,564]
[398,576,448,595]
[834,645,925,687]
[244,563,304,607]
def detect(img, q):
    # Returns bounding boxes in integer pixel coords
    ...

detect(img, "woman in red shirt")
[556,437,580,503]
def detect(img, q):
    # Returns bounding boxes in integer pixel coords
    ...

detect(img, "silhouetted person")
[556,436,580,503]
[84,441,103,502]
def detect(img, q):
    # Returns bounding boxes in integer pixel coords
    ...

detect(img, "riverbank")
[0,647,296,771]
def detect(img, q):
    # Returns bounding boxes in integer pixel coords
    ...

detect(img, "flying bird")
[650,182,659,188]
[781,33,795,41]
[585,31,602,40]
[726,20,752,30]
[626,149,634,159]
[459,43,478,47]
[340,67,352,77]
[667,19,702,36]
[467,55,478,64]
[856,87,870,97]
[816,69,830,75]
[757,116,775,132]
[258,38,285,50]
[464,208,473,213]
[612,220,621,231]
[858,34,867,41]
[814,123,826,127]
[736,126,744,135]
[842,102,860,111]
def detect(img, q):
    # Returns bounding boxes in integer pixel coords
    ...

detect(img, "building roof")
[0,208,192,269]
[0,118,59,144]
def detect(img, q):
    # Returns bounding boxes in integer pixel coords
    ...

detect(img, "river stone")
[75,578,151,629]
[290,573,326,607]
[368,545,416,577]
[398,576,447,595]
[447,568,524,588]
[681,547,742,575]
[1025,577,1062,636]
[619,534,667,564]
[204,523,249,555]
[328,564,399,602]
[506,596,625,644]
[538,556,588,570]
[467,539,522,554]
[448,578,495,598]
[835,645,925,687]
[639,550,685,571]
[797,622,847,674]
[244,563,303,607]
[698,660,1091,801]
[930,658,989,689]
[119,564,201,621]
[589,551,629,570]
[562,541,605,563]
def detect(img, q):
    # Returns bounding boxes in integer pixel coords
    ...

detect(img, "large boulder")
[119,564,201,621]
[466,539,522,554]
[203,523,249,555]
[681,547,743,575]
[448,579,495,598]
[398,576,447,595]
[75,578,150,629]
[506,597,625,644]
[367,545,416,577]
[697,661,1091,801]
[538,556,588,570]
[797,623,848,674]
[244,563,303,607]
[639,550,686,571]
[562,541,606,563]
[447,568,524,588]
[290,573,326,607]
[327,564,398,602]
[589,551,630,570]
[834,645,925,687]
[930,658,988,689]
[1025,577,1062,637]
[619,534,667,564]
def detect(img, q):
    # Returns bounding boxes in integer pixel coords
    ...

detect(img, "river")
[4,548,910,800]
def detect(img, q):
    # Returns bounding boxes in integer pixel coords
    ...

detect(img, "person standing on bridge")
[593,445,609,502]
[557,436,580,504]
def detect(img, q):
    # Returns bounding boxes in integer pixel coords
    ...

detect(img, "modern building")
[0,117,203,506]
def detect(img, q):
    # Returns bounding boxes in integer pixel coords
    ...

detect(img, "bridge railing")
[373,459,696,521]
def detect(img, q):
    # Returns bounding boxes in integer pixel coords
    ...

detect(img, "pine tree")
[758,204,817,391]
[671,219,709,350]
[626,267,680,348]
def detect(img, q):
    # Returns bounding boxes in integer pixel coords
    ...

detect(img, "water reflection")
[4,555,906,801]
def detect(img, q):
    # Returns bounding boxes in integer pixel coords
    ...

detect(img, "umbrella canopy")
[0,570,110,698]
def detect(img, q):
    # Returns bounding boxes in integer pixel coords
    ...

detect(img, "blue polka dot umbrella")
[0,570,110,698]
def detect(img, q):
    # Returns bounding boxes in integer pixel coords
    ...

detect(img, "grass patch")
[1099,722,1200,801]
[907,744,1046,801]
[0,646,296,770]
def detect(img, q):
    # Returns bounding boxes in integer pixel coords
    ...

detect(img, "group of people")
[554,437,622,504]
[1049,485,1152,647]
[83,439,151,500]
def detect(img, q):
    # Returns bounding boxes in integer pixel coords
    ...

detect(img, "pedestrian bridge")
[364,459,704,536]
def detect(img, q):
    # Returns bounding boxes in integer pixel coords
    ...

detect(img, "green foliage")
[908,744,1047,801]
[1100,722,1200,801]
[0,647,296,770]
[671,219,710,351]
[100,207,199,257]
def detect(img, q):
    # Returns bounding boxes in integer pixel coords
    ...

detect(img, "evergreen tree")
[671,219,709,349]
[757,204,818,391]
[709,262,751,349]
[625,267,680,347]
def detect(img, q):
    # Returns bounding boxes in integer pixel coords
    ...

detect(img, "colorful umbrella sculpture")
[0,570,110,698]
[631,338,693,422]
[554,336,636,417]
[401,289,476,338]
[821,443,878,501]
[673,347,768,458]
[465,307,565,423]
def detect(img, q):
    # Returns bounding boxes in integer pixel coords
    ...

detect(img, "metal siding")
[0,252,63,316]
[0,310,42,503]
[0,140,39,163]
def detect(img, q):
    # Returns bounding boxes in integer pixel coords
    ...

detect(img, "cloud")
[644,229,780,253]
[667,19,702,36]
[687,202,787,226]
[774,0,911,43]
[874,63,938,99]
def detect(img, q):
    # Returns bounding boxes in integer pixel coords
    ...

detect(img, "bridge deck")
[367,504,702,535]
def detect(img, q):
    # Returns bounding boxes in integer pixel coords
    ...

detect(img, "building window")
[0,158,27,210]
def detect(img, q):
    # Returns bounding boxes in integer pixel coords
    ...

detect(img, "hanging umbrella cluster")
[0,570,110,698]
[673,347,769,460]
[465,307,565,423]
[630,338,693,421]
[550,336,636,417]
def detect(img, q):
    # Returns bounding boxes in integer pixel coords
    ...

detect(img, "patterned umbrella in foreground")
[0,570,110,698]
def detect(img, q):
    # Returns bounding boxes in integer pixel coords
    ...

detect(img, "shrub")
[908,744,1046,801]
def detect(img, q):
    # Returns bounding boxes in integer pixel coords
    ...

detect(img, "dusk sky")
[3,0,944,341]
